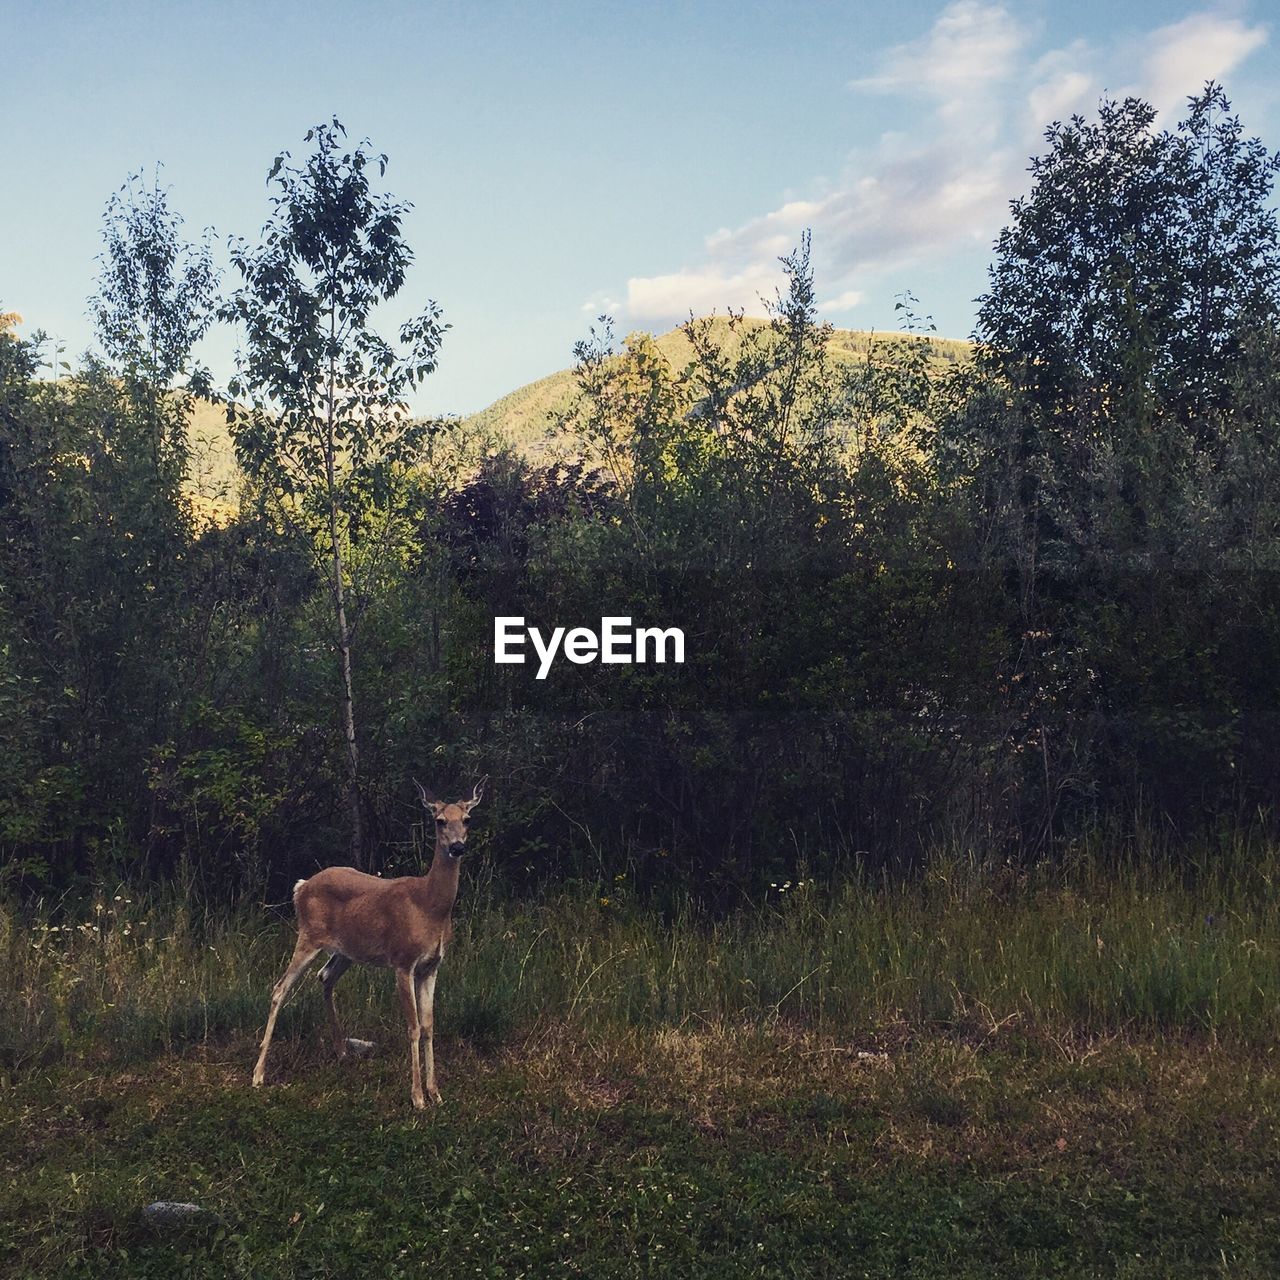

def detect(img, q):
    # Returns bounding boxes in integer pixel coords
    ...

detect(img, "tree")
[976,84,1280,421]
[0,183,223,881]
[0,326,194,878]
[85,173,219,617]
[962,83,1280,574]
[88,167,218,506]
[225,119,446,864]
[91,169,218,387]
[948,83,1280,844]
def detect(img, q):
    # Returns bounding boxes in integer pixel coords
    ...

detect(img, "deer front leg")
[415,964,441,1105]
[396,969,426,1110]
[319,954,353,1059]
[253,939,321,1087]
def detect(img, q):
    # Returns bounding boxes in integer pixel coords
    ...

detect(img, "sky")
[2,0,1276,415]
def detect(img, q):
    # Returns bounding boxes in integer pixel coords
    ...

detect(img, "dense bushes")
[2,88,1278,900]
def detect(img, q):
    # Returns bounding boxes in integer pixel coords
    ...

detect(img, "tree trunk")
[324,369,365,867]
[330,519,365,867]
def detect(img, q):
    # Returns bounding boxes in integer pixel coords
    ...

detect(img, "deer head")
[414,776,488,858]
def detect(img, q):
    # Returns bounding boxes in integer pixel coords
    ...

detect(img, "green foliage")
[941,85,1280,845]
[89,168,219,400]
[976,84,1280,420]
[463,314,971,462]
[224,118,445,509]
[148,702,296,875]
[4,87,1280,893]
[0,319,337,888]
[0,327,199,876]
[5,840,1280,1071]
[412,241,1001,886]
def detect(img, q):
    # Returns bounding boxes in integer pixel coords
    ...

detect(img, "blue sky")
[3,0,1276,414]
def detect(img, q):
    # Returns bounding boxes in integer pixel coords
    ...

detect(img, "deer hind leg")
[319,953,353,1059]
[415,963,441,1104]
[252,937,321,1087]
[396,969,426,1110]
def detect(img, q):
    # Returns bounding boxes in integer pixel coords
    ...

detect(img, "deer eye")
[462,816,471,825]
[435,816,446,825]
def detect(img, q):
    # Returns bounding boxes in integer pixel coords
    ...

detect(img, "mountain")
[179,319,973,514]
[184,395,241,524]
[460,318,972,460]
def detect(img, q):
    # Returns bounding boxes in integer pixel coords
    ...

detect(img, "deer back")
[294,867,451,970]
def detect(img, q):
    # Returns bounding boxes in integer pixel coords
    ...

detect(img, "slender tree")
[90,168,218,449]
[225,119,446,864]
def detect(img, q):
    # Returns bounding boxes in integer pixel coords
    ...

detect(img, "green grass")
[5,1028,1278,1277]
[3,847,1280,1276]
[6,848,1279,1071]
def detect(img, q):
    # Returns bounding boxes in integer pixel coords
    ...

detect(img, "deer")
[252,776,487,1109]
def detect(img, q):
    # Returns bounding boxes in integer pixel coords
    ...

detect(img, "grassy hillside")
[462,318,972,460]
[177,321,971,512]
[183,397,240,523]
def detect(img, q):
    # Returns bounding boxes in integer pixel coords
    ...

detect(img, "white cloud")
[581,293,620,316]
[1028,69,1094,125]
[1138,13,1268,116]
[598,4,1272,332]
[820,289,865,313]
[626,264,784,322]
[853,2,1027,100]
[1027,43,1097,126]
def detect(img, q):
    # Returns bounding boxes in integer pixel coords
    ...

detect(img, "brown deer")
[252,776,487,1109]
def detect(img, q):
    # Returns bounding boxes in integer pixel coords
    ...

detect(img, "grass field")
[3,847,1279,1276]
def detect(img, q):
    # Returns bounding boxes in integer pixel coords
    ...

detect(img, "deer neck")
[418,843,463,918]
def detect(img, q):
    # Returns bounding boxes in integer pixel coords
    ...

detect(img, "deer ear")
[465,775,489,810]
[414,778,439,808]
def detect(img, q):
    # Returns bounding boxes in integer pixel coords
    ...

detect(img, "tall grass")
[3,838,1278,1075]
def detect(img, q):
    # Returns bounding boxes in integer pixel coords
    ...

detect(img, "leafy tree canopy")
[225,118,446,512]
[976,84,1280,420]
[89,168,218,398]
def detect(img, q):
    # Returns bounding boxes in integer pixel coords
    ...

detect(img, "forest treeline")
[2,87,1279,902]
